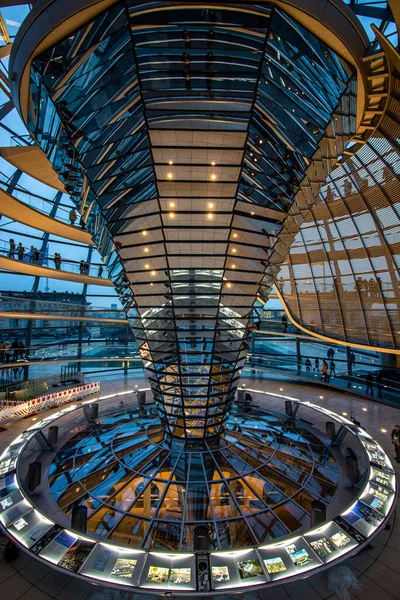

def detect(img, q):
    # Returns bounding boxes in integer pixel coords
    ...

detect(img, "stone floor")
[0,371,399,600]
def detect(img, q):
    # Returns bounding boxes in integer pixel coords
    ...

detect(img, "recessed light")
[142,230,147,236]
[211,161,216,166]
[362,408,368,412]
[251,211,255,215]
[319,396,323,399]
[259,140,263,145]
[169,202,175,208]
[144,247,149,253]
[233,233,238,238]
[211,174,216,180]
[381,428,387,433]
[150,282,154,286]
[144,264,150,269]
[208,202,214,209]
[226,282,232,288]
[151,270,156,275]
[207,213,213,220]
[167,173,173,179]
[232,248,237,253]
[342,412,348,416]
[254,158,257,162]
[279,388,283,391]
[169,212,175,218]
[231,264,236,269]
[168,160,173,165]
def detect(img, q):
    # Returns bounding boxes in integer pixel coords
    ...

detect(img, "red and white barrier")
[0,382,100,424]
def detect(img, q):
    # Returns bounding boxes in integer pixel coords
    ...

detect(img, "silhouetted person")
[391,424,400,462]
[8,239,16,259]
[98,266,103,278]
[305,358,311,372]
[281,314,288,333]
[206,52,213,92]
[365,371,374,395]
[69,208,77,226]
[182,29,191,48]
[207,29,215,48]
[11,339,19,362]
[17,243,25,261]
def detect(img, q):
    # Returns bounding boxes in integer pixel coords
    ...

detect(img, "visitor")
[391,424,400,462]
[11,338,19,361]
[79,217,86,230]
[329,360,336,377]
[8,239,16,259]
[79,260,85,275]
[98,265,103,278]
[207,29,215,48]
[305,358,311,372]
[184,67,191,91]
[69,208,77,226]
[321,360,329,383]
[55,253,62,270]
[327,347,334,360]
[84,262,90,275]
[19,341,25,360]
[365,371,374,395]
[34,247,40,264]
[0,339,4,363]
[313,357,319,372]
[28,246,35,263]
[4,341,10,364]
[206,52,213,92]
[376,370,383,398]
[281,314,288,333]
[348,351,356,374]
[17,242,25,261]
[182,29,191,48]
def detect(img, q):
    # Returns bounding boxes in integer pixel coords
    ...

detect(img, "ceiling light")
[254,158,257,162]
[167,173,173,179]
[208,202,214,209]
[144,247,149,253]
[211,174,216,181]
[381,428,387,433]
[151,270,156,276]
[142,230,147,236]
[168,160,173,165]
[231,264,236,269]
[342,412,348,416]
[144,264,150,269]
[207,213,213,219]
[233,233,238,238]
[226,282,232,288]
[211,161,216,166]
[259,140,263,145]
[232,248,237,253]
[169,212,175,218]
[150,282,154,286]
[169,202,175,208]
[319,396,323,399]
[279,388,283,391]
[362,408,368,412]
[251,211,255,215]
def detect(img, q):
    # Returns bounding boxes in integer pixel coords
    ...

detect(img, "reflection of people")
[305,358,311,372]
[376,370,383,398]
[391,424,400,462]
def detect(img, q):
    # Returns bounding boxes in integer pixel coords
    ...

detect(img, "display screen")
[212,566,230,583]
[237,558,263,579]
[264,556,287,574]
[146,566,170,584]
[110,558,137,580]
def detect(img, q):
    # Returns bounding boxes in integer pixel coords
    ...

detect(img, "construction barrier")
[0,382,100,424]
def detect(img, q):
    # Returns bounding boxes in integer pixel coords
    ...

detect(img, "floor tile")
[0,572,33,600]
